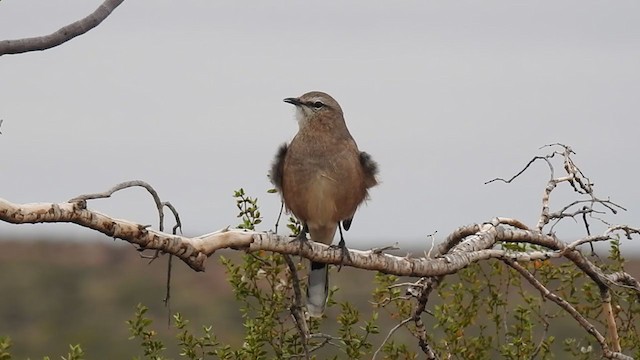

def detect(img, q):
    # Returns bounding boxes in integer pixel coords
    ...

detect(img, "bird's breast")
[282,150,366,225]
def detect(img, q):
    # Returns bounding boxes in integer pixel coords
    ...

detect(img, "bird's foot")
[289,230,313,254]
[329,238,352,272]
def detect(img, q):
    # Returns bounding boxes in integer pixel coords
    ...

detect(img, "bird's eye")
[312,101,324,109]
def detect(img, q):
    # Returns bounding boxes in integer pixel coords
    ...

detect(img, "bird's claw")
[290,231,313,253]
[329,238,352,272]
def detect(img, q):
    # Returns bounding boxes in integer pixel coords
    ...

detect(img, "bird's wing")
[270,143,288,192]
[359,151,379,189]
[342,218,353,231]
[342,151,379,231]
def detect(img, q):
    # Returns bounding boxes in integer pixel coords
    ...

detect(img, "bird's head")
[284,91,344,129]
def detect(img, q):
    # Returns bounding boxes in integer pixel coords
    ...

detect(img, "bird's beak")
[283,97,302,106]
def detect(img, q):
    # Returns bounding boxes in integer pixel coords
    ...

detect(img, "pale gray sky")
[1,1,639,254]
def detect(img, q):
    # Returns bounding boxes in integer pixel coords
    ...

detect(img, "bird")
[270,91,378,317]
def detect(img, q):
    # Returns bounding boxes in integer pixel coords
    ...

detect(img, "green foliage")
[60,344,85,360]
[372,273,412,319]
[0,337,11,360]
[126,304,234,360]
[287,215,303,236]
[174,313,230,359]
[433,264,495,359]
[233,188,262,230]
[0,336,85,360]
[219,251,302,359]
[337,303,378,358]
[127,304,166,359]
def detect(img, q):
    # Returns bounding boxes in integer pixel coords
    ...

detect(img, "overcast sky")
[1,1,639,255]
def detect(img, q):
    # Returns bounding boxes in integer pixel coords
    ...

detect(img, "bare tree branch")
[504,259,631,360]
[372,317,412,360]
[284,254,310,360]
[0,196,572,276]
[0,0,125,56]
[481,143,639,359]
[413,277,440,359]
[8,193,630,284]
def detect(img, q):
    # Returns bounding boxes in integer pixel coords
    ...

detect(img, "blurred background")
[1,0,639,357]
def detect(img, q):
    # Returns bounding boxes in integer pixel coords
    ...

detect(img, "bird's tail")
[306,261,329,317]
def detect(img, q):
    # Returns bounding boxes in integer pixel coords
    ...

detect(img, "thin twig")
[485,155,556,185]
[161,201,182,323]
[164,254,173,326]
[372,317,412,360]
[70,180,166,232]
[283,255,310,359]
[275,200,285,234]
[412,278,440,360]
[370,243,400,254]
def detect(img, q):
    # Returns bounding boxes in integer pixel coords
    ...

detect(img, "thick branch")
[3,196,638,307]
[0,198,580,277]
[0,0,125,56]
[0,197,465,275]
[0,198,212,271]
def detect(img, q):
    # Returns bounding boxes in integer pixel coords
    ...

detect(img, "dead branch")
[284,255,310,359]
[608,272,640,297]
[504,259,631,360]
[413,277,440,360]
[481,143,637,359]
[372,317,412,360]
[0,0,125,56]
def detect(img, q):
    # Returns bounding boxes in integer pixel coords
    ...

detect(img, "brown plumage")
[270,91,378,316]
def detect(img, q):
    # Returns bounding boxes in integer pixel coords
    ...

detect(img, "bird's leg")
[329,223,352,271]
[290,223,312,253]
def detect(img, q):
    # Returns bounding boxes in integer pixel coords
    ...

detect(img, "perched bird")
[270,91,378,317]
